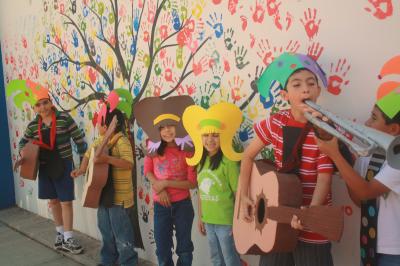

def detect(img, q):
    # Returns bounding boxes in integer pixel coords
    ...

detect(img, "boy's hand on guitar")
[240,195,255,223]
[198,219,206,236]
[290,215,304,230]
[13,157,25,171]
[158,190,171,207]
[94,154,110,164]
[70,169,85,178]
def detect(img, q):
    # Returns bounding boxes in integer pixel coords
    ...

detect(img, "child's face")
[281,70,321,108]
[33,98,52,118]
[201,133,220,156]
[159,125,176,143]
[365,106,395,134]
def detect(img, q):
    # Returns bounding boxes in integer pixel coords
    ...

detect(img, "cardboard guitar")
[14,141,39,180]
[82,116,118,208]
[233,160,344,255]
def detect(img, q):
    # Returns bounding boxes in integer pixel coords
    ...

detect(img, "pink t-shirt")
[144,146,197,203]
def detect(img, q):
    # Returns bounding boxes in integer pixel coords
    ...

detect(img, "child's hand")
[290,215,304,230]
[198,220,206,236]
[158,190,171,207]
[70,169,85,178]
[13,157,25,171]
[315,137,340,158]
[94,154,110,164]
[152,180,167,194]
[240,194,255,223]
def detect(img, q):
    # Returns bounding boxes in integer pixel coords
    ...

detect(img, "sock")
[64,231,73,240]
[56,226,64,235]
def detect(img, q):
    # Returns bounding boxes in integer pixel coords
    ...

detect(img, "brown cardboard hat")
[134,96,195,144]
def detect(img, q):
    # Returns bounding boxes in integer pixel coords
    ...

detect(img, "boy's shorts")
[38,160,75,202]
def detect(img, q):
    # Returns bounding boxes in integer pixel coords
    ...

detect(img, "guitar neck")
[266,205,344,242]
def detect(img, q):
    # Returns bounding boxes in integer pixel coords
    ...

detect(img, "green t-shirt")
[197,156,239,225]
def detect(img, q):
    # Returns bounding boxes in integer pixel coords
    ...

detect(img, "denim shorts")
[38,160,74,202]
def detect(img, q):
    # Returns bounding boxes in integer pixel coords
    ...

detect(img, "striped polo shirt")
[254,109,334,244]
[85,132,134,208]
[19,110,87,159]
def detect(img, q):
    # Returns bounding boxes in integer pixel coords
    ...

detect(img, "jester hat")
[182,102,243,166]
[376,87,400,119]
[6,79,50,109]
[257,52,327,99]
[133,96,195,153]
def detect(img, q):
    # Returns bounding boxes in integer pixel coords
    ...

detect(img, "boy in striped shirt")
[17,82,87,254]
[239,53,334,266]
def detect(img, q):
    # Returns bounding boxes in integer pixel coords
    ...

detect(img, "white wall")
[1,1,399,265]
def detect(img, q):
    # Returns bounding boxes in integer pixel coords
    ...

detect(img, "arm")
[65,113,87,156]
[71,156,89,178]
[239,136,265,222]
[316,137,390,200]
[197,192,206,235]
[310,172,332,206]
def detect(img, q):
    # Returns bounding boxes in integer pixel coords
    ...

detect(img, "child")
[239,53,335,266]
[15,80,87,254]
[182,102,243,266]
[134,96,197,266]
[313,90,400,266]
[71,106,138,266]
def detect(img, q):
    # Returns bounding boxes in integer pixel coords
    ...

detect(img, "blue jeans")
[97,205,138,266]
[378,253,400,266]
[204,223,241,266]
[154,198,194,266]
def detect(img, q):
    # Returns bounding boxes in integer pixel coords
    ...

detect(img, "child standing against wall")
[134,96,197,266]
[71,106,138,266]
[15,80,87,254]
[239,53,335,266]
[312,91,400,266]
[182,102,243,266]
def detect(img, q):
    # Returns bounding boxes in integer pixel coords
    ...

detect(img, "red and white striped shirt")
[254,109,334,244]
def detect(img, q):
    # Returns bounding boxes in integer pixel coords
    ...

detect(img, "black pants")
[259,241,333,266]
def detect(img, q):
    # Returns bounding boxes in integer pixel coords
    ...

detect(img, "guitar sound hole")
[257,198,265,224]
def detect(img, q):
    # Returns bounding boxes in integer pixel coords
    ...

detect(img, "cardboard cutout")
[257,52,327,99]
[182,102,243,166]
[133,96,195,153]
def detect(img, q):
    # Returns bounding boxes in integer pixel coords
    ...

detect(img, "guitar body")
[233,161,303,254]
[20,141,39,180]
[82,147,109,208]
[233,160,344,255]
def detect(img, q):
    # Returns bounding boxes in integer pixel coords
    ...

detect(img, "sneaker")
[54,232,63,250]
[62,237,83,254]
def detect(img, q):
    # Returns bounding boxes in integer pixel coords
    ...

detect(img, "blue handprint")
[72,30,78,47]
[83,6,89,17]
[260,80,281,109]
[96,81,102,92]
[67,75,71,86]
[206,12,224,38]
[137,127,144,141]
[46,33,50,43]
[172,9,181,31]
[134,80,141,96]
[239,125,254,142]
[133,9,140,32]
[130,41,137,56]
[40,57,48,71]
[95,55,101,65]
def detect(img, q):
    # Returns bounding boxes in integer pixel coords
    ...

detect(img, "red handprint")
[327,59,351,95]
[257,39,280,66]
[228,0,239,15]
[163,57,174,82]
[300,8,321,40]
[266,0,281,16]
[229,75,245,102]
[250,0,266,23]
[240,16,248,31]
[364,0,393,20]
[192,56,208,76]
[285,40,300,53]
[307,42,324,61]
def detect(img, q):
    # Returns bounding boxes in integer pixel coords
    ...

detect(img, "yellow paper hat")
[182,102,243,166]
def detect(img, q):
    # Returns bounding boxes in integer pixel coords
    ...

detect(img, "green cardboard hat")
[257,52,327,98]
[376,88,400,119]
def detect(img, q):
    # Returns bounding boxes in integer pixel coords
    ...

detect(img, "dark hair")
[197,148,223,172]
[376,105,400,126]
[157,140,168,156]
[102,107,126,133]
[284,68,319,90]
